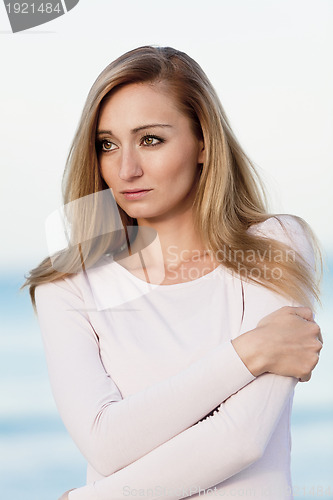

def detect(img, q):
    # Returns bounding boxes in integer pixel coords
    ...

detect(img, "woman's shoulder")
[34,254,117,314]
[35,253,111,294]
[248,213,304,237]
[34,269,88,306]
[248,213,315,268]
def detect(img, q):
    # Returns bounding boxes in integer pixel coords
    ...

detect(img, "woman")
[24,46,323,499]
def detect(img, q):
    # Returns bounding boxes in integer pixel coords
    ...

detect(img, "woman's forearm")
[35,279,255,478]
[36,280,320,480]
[68,372,297,500]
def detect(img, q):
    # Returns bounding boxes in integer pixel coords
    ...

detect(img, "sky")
[0,0,332,274]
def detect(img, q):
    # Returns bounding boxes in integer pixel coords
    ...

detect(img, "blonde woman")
[24,46,323,499]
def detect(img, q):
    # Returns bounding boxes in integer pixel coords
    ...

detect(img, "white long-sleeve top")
[34,215,315,499]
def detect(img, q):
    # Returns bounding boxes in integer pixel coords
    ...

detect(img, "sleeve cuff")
[224,339,256,385]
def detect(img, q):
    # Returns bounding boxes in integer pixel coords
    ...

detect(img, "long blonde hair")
[22,45,322,309]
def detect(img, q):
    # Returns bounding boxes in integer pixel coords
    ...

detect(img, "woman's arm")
[36,281,319,480]
[36,214,320,479]
[66,360,297,499]
[66,217,321,500]
[67,294,321,500]
[35,280,255,478]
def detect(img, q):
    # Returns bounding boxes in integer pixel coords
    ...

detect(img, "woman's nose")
[118,147,143,180]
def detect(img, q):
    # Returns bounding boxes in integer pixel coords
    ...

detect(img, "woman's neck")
[129,213,208,270]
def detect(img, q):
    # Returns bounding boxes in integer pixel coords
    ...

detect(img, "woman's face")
[96,82,204,224]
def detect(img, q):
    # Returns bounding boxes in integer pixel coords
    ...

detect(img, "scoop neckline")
[111,258,222,290]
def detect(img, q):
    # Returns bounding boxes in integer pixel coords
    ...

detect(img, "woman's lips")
[122,189,152,200]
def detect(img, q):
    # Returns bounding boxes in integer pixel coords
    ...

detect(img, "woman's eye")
[97,135,164,152]
[140,135,164,147]
[100,140,116,152]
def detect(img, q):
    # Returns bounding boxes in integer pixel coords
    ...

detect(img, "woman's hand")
[232,306,323,381]
[58,489,76,500]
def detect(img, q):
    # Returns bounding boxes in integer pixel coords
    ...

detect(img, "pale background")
[0,0,332,498]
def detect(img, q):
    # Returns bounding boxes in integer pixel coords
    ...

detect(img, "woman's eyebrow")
[96,124,173,136]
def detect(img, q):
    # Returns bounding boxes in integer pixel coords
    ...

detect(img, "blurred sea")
[0,261,332,500]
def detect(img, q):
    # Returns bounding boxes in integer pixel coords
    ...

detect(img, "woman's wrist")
[231,328,267,377]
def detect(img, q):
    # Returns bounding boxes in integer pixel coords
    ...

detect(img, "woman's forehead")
[97,83,186,130]
[100,81,174,109]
